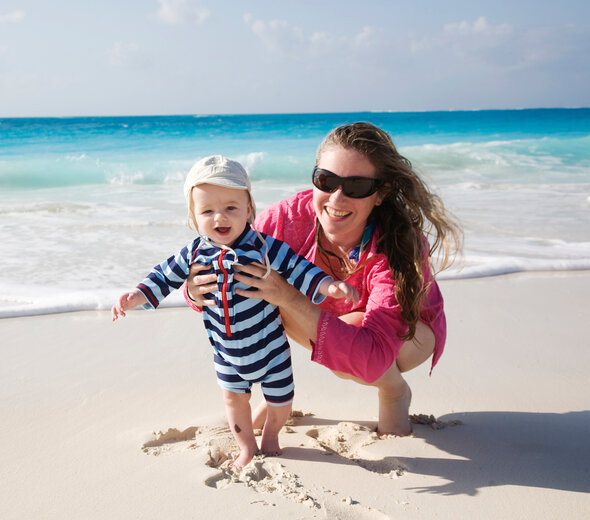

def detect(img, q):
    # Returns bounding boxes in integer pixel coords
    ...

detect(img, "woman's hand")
[234,262,296,307]
[234,262,323,343]
[186,263,217,307]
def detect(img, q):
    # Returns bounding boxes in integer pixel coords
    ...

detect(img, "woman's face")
[313,146,384,249]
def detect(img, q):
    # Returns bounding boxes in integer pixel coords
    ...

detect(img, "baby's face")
[191,184,252,246]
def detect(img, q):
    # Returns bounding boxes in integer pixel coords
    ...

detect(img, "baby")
[112,155,358,468]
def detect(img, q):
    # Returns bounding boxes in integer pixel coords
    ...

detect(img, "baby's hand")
[326,280,360,306]
[111,290,146,321]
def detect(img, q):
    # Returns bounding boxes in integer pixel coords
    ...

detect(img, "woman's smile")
[324,206,352,219]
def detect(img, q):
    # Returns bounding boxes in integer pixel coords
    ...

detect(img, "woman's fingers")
[188,279,217,306]
[187,263,218,306]
[235,264,294,307]
[233,273,261,291]
[189,263,216,281]
[234,262,268,280]
[195,280,217,293]
[193,275,217,285]
[233,262,268,291]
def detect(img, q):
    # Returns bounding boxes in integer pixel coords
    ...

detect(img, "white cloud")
[410,16,521,69]
[107,42,141,67]
[243,14,304,54]
[308,31,337,55]
[243,13,378,58]
[444,16,512,36]
[352,26,379,51]
[0,10,25,23]
[155,0,210,25]
[512,24,590,71]
[397,19,590,114]
[412,16,514,55]
[410,16,590,76]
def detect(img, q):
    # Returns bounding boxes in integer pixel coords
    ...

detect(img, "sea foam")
[1,110,589,317]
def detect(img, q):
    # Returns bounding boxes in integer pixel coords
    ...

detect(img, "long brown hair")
[316,122,462,340]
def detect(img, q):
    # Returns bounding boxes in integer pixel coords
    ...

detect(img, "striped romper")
[137,224,331,406]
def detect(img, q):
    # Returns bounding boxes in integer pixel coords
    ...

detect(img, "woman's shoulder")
[263,189,313,217]
[256,189,315,233]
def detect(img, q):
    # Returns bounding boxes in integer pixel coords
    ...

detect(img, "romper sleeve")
[265,237,332,304]
[137,239,199,309]
[310,257,409,383]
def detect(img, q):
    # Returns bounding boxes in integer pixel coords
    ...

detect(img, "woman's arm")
[311,305,405,383]
[235,259,410,384]
[281,308,365,351]
[234,263,323,342]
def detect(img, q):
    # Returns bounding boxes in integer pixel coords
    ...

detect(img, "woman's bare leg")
[347,321,435,435]
[395,321,436,374]
[267,311,435,436]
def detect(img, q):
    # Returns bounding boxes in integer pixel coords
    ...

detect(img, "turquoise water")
[1,109,589,316]
[2,109,589,188]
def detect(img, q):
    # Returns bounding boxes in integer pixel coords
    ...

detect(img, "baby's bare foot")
[230,445,258,469]
[260,436,282,457]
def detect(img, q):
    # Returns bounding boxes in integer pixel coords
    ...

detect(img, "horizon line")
[1,106,589,120]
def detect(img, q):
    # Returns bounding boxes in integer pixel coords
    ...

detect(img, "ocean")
[1,109,589,317]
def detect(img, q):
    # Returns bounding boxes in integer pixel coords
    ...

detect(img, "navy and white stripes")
[137,224,331,405]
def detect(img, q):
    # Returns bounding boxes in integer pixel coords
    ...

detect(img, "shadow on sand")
[398,410,590,496]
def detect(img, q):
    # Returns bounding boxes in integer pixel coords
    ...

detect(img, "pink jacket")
[255,190,446,383]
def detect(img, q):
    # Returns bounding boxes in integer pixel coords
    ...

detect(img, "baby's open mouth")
[215,227,231,234]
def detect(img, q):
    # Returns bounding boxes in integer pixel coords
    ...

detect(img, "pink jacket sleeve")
[183,284,203,313]
[310,258,409,383]
[256,191,446,381]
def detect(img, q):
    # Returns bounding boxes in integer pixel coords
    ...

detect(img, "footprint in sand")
[139,413,402,517]
[204,454,389,518]
[304,421,407,478]
[205,457,320,509]
[141,423,236,463]
[141,421,320,509]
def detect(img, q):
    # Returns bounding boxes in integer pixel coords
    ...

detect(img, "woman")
[186,122,461,436]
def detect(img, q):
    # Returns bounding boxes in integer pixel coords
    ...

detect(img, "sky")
[1,0,589,117]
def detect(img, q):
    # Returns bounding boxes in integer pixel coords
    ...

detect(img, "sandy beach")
[1,271,589,519]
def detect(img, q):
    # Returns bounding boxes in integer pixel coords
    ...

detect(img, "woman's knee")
[396,321,435,373]
[280,310,313,350]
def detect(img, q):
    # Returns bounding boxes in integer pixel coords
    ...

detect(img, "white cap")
[184,155,250,204]
[183,155,270,277]
[185,155,256,231]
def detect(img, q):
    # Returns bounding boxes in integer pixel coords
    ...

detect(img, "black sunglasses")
[312,167,383,199]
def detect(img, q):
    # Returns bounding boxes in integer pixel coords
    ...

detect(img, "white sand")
[1,272,589,519]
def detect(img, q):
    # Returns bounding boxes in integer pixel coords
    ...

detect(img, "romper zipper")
[217,250,232,338]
